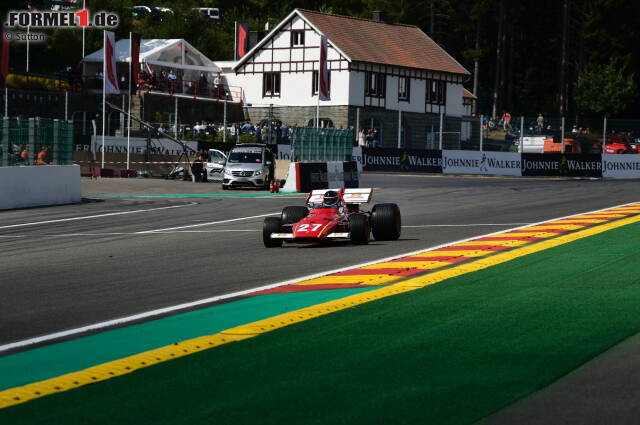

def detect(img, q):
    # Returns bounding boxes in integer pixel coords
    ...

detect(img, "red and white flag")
[319,35,330,101]
[103,31,119,94]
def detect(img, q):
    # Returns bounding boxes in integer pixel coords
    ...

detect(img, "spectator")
[191,153,207,182]
[280,123,289,143]
[572,125,579,134]
[358,128,366,148]
[372,128,380,148]
[255,124,262,142]
[241,121,253,134]
[35,146,50,165]
[21,146,30,164]
[167,70,177,95]
[199,73,208,96]
[503,111,511,131]
[365,129,373,147]
[536,113,544,133]
[213,75,222,99]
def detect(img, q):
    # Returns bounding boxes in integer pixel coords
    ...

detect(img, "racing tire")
[281,206,309,224]
[371,203,401,241]
[349,214,370,245]
[263,217,283,248]
[222,184,229,190]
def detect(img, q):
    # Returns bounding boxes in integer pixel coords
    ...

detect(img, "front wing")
[271,232,349,240]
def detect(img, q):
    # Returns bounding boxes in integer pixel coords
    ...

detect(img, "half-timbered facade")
[225,9,472,148]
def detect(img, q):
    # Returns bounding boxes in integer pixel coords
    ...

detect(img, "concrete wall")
[0,165,81,210]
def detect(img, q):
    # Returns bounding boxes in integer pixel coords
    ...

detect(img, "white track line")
[403,223,532,227]
[0,203,197,231]
[136,212,280,233]
[1,201,638,353]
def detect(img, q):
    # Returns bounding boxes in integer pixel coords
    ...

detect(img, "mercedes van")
[221,144,275,190]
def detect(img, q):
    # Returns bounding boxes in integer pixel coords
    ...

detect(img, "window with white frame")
[425,79,446,105]
[365,72,386,98]
[263,72,281,97]
[312,70,331,95]
[398,76,410,102]
[290,30,305,47]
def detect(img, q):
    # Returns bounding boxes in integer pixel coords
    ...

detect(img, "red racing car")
[263,188,401,247]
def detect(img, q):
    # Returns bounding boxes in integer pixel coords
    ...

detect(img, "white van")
[194,8,221,22]
[515,136,546,153]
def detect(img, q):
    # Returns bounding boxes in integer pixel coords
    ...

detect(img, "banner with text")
[521,153,602,177]
[602,154,640,179]
[442,150,522,176]
[85,136,198,156]
[362,147,442,173]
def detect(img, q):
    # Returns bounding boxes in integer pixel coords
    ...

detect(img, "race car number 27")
[297,223,322,232]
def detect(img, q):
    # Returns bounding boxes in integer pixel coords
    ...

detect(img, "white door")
[206,149,227,181]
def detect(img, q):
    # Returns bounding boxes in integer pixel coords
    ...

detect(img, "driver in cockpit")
[313,190,342,209]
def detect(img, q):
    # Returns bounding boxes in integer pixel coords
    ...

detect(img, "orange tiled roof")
[463,88,477,99]
[298,9,470,76]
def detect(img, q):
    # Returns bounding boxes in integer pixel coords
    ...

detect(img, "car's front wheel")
[281,206,309,224]
[349,214,370,245]
[263,217,283,248]
[371,203,401,241]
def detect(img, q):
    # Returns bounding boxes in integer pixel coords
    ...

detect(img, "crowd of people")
[86,67,228,100]
[357,128,381,148]
[157,119,294,144]
[3,144,51,165]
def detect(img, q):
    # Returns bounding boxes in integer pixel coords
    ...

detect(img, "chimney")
[372,11,387,22]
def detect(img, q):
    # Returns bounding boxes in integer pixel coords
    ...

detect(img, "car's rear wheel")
[371,203,401,241]
[281,206,308,224]
[222,184,229,190]
[263,217,283,248]
[349,214,370,245]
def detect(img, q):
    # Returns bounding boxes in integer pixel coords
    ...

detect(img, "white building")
[225,9,473,148]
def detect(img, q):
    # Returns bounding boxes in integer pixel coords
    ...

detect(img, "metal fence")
[0,117,74,166]
[475,115,640,153]
[292,127,354,162]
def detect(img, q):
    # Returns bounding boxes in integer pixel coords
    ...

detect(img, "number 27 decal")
[297,223,322,232]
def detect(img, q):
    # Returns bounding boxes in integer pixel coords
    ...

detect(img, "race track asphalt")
[2,173,640,423]
[1,174,639,349]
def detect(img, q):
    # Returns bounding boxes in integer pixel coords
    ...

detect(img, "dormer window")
[291,30,305,47]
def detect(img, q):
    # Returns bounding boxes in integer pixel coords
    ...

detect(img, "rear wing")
[307,188,373,205]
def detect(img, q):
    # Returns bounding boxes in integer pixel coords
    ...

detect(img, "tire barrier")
[281,161,359,193]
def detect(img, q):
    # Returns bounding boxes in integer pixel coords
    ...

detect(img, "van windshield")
[228,151,262,163]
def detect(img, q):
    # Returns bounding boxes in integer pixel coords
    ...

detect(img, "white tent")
[84,38,220,74]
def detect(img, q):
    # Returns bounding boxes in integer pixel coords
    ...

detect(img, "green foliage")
[575,60,637,117]
[3,0,640,116]
[238,133,257,143]
[214,130,232,142]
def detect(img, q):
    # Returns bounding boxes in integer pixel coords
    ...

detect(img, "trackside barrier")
[280,161,359,193]
[602,154,640,179]
[0,165,81,210]
[358,147,640,179]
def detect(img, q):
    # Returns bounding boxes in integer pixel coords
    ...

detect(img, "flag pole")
[101,30,106,170]
[316,71,320,129]
[127,32,132,170]
[26,25,30,73]
[82,0,86,59]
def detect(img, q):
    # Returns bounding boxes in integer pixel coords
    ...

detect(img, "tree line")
[4,0,638,122]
